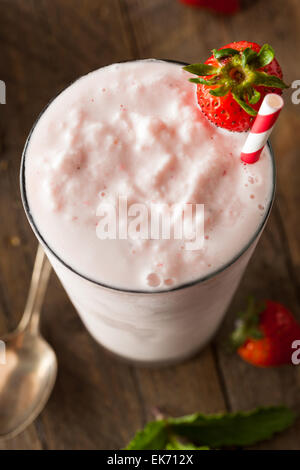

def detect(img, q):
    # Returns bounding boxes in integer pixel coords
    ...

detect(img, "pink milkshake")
[21,60,274,364]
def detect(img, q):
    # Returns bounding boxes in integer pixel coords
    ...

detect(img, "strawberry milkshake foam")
[22,60,274,363]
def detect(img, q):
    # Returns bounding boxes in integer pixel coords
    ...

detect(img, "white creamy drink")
[22,60,274,364]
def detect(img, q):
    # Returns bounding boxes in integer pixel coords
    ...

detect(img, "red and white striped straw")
[241,93,284,164]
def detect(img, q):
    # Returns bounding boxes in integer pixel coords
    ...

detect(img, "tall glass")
[20,62,275,366]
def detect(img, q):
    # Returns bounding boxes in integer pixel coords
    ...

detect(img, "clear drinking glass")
[20,62,276,366]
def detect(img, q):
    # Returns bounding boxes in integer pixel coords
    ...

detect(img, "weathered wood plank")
[0,0,299,450]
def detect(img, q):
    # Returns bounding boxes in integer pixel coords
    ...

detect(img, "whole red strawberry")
[179,0,240,15]
[184,41,288,132]
[231,297,300,367]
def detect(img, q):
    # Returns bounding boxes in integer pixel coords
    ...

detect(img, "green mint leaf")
[125,420,167,450]
[232,92,258,116]
[183,64,220,76]
[254,72,289,89]
[166,439,209,450]
[242,48,258,67]
[168,407,295,448]
[209,85,229,97]
[213,48,240,60]
[256,44,275,68]
[125,406,295,450]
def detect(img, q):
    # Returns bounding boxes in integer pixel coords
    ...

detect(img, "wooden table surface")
[0,0,299,450]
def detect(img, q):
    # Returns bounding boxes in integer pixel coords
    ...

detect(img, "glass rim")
[20,59,276,295]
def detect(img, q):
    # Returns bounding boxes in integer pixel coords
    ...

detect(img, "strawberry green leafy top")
[184,41,289,132]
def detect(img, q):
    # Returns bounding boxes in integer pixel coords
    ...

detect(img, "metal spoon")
[0,244,57,440]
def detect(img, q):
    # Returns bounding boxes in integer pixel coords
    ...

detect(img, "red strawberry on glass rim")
[231,297,300,367]
[179,0,240,15]
[184,41,289,132]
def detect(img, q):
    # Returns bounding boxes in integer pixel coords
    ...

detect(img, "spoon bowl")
[0,333,57,439]
[0,245,56,440]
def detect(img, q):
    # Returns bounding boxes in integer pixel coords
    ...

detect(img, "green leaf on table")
[168,406,295,448]
[124,420,167,450]
[166,439,209,450]
[125,406,295,450]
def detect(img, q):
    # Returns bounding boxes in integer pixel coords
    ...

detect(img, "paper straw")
[241,93,284,164]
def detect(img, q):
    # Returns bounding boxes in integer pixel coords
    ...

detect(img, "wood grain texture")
[0,0,299,450]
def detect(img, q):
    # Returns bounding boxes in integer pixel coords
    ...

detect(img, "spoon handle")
[18,244,52,335]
